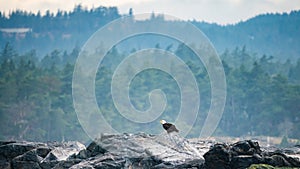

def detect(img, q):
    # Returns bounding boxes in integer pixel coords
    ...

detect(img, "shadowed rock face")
[0,134,299,169]
[203,140,300,169]
[0,133,205,169]
[0,140,85,169]
[71,133,205,168]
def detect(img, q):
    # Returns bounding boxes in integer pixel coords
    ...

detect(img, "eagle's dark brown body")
[161,121,179,133]
[163,123,179,133]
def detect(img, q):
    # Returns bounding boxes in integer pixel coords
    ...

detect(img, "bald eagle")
[160,120,179,133]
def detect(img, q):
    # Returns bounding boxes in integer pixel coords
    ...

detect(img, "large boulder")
[71,133,205,168]
[203,143,231,169]
[0,140,85,169]
[0,141,38,161]
[203,140,300,169]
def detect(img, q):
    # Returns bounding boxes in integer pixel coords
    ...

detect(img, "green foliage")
[218,47,300,138]
[1,7,300,62]
[0,5,121,57]
[0,43,88,142]
[0,41,300,141]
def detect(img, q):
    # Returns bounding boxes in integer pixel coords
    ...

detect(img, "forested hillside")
[0,6,300,60]
[193,11,300,60]
[0,6,300,142]
[0,41,299,142]
[0,5,120,57]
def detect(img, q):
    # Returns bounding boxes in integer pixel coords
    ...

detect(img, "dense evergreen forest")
[0,5,120,57]
[0,5,300,60]
[0,42,299,142]
[0,6,300,142]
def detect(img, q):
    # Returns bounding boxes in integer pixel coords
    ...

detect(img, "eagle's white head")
[160,120,166,124]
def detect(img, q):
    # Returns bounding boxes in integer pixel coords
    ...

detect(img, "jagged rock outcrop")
[0,133,206,169]
[203,140,300,169]
[0,134,299,169]
[71,133,205,168]
[0,140,85,169]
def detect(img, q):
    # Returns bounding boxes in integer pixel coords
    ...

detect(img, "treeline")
[0,5,121,56]
[192,10,300,60]
[0,43,85,141]
[0,43,300,142]
[218,47,300,137]
[0,5,120,32]
[1,6,300,60]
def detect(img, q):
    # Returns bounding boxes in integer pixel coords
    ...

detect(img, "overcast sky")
[1,0,300,25]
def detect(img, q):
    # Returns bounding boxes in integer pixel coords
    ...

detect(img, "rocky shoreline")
[0,133,299,169]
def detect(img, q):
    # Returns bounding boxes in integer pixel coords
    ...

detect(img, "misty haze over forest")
[0,5,299,144]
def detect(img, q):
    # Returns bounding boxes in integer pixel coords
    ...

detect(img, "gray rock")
[52,159,82,169]
[0,141,16,147]
[36,147,51,158]
[0,142,37,160]
[231,140,261,155]
[0,140,85,169]
[40,160,59,169]
[71,133,204,168]
[0,134,300,168]
[41,141,85,162]
[12,160,41,169]
[85,140,107,157]
[0,161,11,169]
[13,150,43,163]
[203,140,300,169]
[203,143,231,169]
[230,155,261,169]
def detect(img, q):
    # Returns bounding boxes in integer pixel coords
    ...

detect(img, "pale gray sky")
[1,0,300,25]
